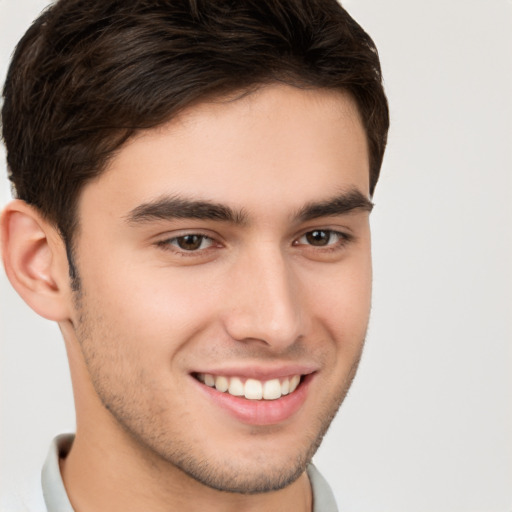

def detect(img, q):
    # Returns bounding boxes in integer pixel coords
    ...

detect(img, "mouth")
[194,373,302,401]
[190,366,315,425]
[191,370,313,426]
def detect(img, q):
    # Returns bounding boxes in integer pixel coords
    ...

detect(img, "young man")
[1,1,388,510]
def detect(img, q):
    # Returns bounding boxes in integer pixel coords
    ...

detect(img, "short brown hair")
[2,0,389,246]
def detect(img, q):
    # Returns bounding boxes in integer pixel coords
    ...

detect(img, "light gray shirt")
[42,434,339,512]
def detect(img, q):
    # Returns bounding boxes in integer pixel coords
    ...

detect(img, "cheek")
[73,268,213,404]
[310,254,372,324]
[306,254,372,366]
[81,230,212,313]
[75,247,221,364]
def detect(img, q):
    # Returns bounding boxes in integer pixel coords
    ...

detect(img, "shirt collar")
[41,434,74,512]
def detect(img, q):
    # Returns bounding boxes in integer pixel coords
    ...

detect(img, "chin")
[152,419,329,495]
[173,452,309,494]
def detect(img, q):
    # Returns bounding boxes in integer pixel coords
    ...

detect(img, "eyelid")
[171,234,214,250]
[295,227,353,243]
[292,228,354,256]
[154,230,223,255]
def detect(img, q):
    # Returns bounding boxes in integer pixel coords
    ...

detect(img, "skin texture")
[1,84,372,512]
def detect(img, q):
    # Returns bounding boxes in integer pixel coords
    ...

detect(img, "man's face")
[69,85,372,493]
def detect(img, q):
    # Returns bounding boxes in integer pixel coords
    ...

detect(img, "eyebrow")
[125,188,373,226]
[126,195,248,225]
[296,189,374,222]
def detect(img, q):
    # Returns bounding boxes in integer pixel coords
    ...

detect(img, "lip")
[191,364,318,381]
[191,370,315,426]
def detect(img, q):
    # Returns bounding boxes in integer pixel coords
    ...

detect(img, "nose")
[222,244,306,350]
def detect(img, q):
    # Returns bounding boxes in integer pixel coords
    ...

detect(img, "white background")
[1,1,511,510]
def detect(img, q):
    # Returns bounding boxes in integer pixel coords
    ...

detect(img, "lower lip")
[193,374,313,426]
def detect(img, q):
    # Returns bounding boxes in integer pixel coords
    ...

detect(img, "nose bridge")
[224,242,304,348]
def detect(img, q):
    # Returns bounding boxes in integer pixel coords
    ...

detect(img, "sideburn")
[64,238,81,293]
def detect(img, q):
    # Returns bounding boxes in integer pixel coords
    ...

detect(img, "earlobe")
[1,200,72,322]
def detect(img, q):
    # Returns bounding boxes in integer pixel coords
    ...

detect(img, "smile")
[195,373,302,400]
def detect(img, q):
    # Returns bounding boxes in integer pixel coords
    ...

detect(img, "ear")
[1,200,73,322]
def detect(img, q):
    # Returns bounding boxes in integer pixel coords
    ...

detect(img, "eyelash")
[155,233,217,255]
[155,229,353,256]
[293,229,352,252]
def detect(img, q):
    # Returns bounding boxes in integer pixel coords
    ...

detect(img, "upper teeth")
[197,373,301,400]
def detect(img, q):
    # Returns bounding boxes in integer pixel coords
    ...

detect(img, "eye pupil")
[177,235,203,250]
[306,230,330,246]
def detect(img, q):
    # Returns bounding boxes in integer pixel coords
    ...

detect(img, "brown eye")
[175,234,207,251]
[155,232,218,257]
[305,230,331,246]
[295,229,350,250]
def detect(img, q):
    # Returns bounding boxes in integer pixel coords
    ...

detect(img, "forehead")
[78,85,370,222]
